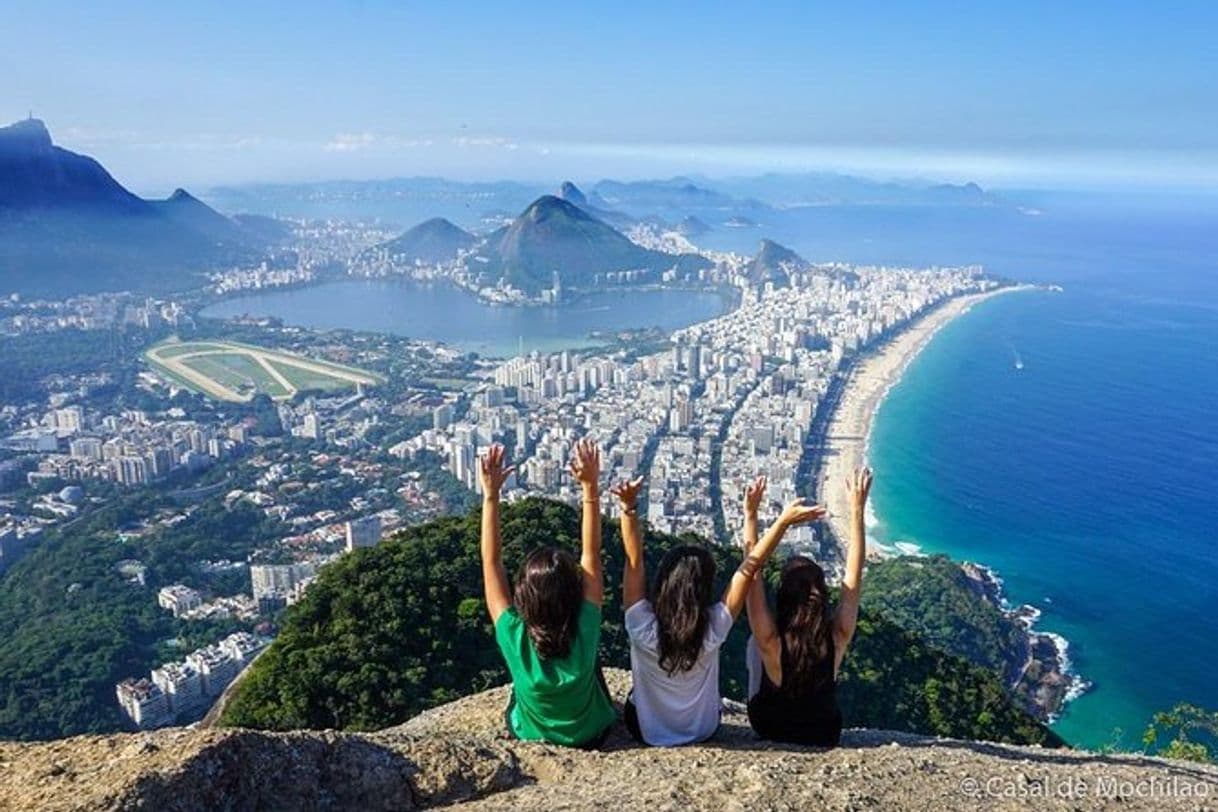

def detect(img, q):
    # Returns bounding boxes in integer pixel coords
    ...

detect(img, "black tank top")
[747,635,842,747]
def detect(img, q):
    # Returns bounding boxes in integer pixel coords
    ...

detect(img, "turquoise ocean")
[867,281,1218,749]
[706,192,1218,750]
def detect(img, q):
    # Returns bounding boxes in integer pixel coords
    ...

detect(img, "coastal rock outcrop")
[4,670,1215,811]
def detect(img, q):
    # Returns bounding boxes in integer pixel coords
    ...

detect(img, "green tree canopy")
[222,498,1061,747]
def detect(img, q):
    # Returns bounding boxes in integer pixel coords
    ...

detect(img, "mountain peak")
[476,195,692,293]
[168,188,197,203]
[0,117,53,154]
[523,194,590,220]
[371,217,476,264]
[558,180,588,207]
[748,239,808,287]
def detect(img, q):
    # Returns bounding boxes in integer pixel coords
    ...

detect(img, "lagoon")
[200,280,731,357]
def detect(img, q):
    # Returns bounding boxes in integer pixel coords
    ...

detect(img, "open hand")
[610,476,644,510]
[847,467,874,513]
[568,437,601,492]
[779,498,827,528]
[479,444,515,499]
[744,475,767,516]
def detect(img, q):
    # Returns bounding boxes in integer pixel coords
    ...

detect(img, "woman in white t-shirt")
[610,475,826,746]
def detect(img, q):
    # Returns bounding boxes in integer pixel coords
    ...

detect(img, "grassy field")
[144,339,382,402]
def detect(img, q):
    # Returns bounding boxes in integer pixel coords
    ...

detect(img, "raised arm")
[741,477,780,665]
[723,496,826,619]
[833,467,872,665]
[569,437,604,605]
[478,444,516,623]
[610,476,646,609]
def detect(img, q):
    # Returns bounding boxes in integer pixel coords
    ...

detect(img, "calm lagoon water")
[200,280,730,357]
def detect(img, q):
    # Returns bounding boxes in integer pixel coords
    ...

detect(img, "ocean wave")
[864,500,879,529]
[1037,630,1094,715]
[893,541,924,556]
[1015,604,1042,625]
[969,561,1091,717]
[869,540,899,557]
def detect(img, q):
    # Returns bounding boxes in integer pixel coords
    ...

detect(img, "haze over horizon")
[5,0,1217,194]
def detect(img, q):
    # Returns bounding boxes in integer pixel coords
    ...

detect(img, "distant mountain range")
[557,180,635,230]
[0,118,277,297]
[470,195,710,294]
[590,177,745,213]
[675,215,711,237]
[698,172,1001,208]
[2,117,1010,299]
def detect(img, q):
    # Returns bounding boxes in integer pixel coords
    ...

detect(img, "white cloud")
[324,132,378,152]
[452,135,519,150]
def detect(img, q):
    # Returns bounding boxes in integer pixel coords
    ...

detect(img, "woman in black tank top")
[739,468,873,747]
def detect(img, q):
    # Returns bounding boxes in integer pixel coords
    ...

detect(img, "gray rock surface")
[3,670,1215,810]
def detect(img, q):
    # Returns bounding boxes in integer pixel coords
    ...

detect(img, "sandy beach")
[818,285,1032,551]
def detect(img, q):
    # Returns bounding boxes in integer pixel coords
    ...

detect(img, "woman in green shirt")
[479,438,616,747]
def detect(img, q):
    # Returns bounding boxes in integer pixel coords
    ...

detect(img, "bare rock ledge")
[3,671,1215,811]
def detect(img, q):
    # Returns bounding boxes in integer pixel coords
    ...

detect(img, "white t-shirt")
[625,599,734,746]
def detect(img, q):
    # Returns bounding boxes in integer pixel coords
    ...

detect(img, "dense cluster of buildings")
[0,293,188,336]
[115,632,268,729]
[208,220,394,294]
[4,404,247,487]
[395,264,994,566]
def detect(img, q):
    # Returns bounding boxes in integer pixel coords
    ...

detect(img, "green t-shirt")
[494,599,616,746]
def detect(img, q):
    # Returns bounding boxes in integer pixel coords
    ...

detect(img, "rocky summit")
[2,671,1215,811]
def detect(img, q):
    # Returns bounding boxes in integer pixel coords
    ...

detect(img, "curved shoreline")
[818,284,1034,547]
[813,283,1087,722]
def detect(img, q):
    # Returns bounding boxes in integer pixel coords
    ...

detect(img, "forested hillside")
[222,498,1062,746]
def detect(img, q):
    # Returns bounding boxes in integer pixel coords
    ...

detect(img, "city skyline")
[4,1,1217,191]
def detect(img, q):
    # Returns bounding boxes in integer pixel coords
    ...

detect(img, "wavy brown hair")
[652,545,716,675]
[514,547,583,659]
[775,556,833,694]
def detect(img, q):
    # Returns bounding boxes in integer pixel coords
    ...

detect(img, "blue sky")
[3,0,1216,192]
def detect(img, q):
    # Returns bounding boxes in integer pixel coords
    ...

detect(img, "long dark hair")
[775,556,833,693]
[652,545,716,675]
[514,547,583,659]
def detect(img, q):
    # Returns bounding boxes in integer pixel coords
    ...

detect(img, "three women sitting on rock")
[478,437,872,749]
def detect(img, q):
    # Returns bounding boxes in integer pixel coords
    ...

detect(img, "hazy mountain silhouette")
[591,177,738,212]
[676,215,711,237]
[152,189,265,249]
[747,239,809,287]
[473,195,709,293]
[557,180,636,229]
[558,180,588,207]
[370,217,477,264]
[0,118,273,296]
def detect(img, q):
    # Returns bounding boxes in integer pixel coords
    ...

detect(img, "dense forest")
[864,555,1026,682]
[222,498,1062,747]
[0,493,273,739]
